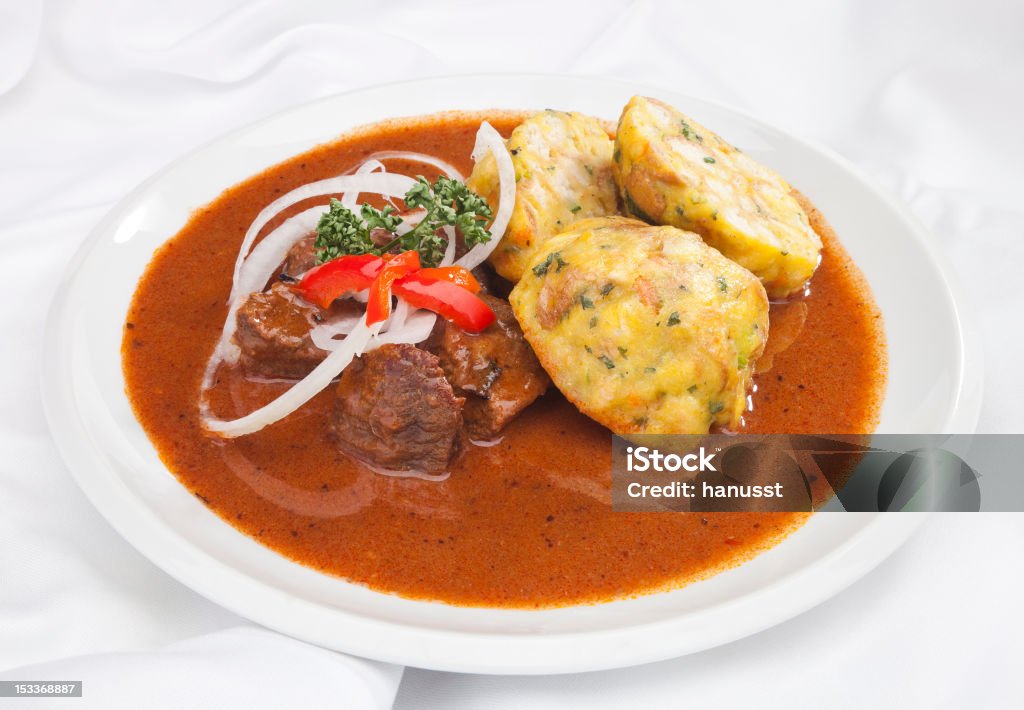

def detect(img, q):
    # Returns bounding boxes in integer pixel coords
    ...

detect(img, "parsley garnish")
[314,198,377,263]
[666,311,681,326]
[313,176,493,267]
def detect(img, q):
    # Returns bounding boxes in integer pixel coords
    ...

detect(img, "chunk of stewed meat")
[470,264,505,297]
[432,294,549,440]
[235,283,327,378]
[279,234,318,279]
[333,344,464,473]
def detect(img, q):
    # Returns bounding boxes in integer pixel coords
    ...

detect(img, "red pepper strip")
[417,266,482,294]
[366,250,421,325]
[296,254,383,309]
[393,272,496,333]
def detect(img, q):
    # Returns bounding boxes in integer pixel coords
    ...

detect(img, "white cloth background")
[1,0,1022,708]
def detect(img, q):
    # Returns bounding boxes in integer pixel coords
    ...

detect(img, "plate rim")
[40,72,983,674]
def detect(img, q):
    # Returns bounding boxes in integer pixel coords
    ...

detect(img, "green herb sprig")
[313,176,493,267]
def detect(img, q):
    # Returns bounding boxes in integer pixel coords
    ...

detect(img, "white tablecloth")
[1,1,1022,708]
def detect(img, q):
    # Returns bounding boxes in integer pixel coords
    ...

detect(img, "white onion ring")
[363,150,464,181]
[341,159,386,209]
[385,299,411,334]
[237,207,323,294]
[456,122,515,270]
[370,310,437,347]
[310,283,437,353]
[394,209,425,237]
[440,225,457,267]
[309,314,361,351]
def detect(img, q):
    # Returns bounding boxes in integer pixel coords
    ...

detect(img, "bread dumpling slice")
[510,216,769,435]
[613,96,821,298]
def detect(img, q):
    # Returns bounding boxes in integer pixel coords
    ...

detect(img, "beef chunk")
[280,234,318,279]
[433,294,549,440]
[235,283,327,378]
[470,263,511,299]
[333,344,464,473]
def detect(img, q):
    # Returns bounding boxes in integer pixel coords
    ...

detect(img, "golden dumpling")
[509,216,769,435]
[614,96,821,298]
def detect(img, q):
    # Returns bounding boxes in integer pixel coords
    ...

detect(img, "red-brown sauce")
[122,112,887,607]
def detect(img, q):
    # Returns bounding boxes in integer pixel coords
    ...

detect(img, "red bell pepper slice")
[296,254,383,309]
[295,249,492,332]
[366,250,421,325]
[392,272,496,333]
[416,266,482,294]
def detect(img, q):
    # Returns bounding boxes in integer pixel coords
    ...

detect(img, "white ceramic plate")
[41,75,982,674]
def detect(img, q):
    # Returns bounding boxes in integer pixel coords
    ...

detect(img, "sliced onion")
[237,207,323,293]
[440,225,457,267]
[394,209,425,236]
[456,122,515,271]
[370,309,437,347]
[341,159,386,209]
[205,318,383,438]
[385,299,411,334]
[229,172,416,305]
[310,298,437,351]
[363,150,464,181]
[309,314,362,351]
